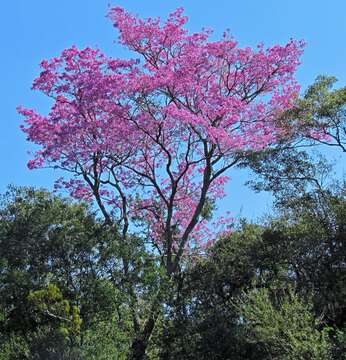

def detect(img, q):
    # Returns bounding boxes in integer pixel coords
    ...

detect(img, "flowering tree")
[19,7,304,358]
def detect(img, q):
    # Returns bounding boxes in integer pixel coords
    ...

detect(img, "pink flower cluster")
[19,7,304,256]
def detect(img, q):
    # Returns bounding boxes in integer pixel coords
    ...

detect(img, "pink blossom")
[19,7,305,261]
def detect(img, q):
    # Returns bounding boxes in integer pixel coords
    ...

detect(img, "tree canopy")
[9,5,346,360]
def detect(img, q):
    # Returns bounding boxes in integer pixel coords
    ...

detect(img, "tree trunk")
[130,338,148,360]
[129,315,157,360]
[128,254,176,358]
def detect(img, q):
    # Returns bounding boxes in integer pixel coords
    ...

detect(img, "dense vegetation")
[1,157,345,359]
[8,5,346,359]
[2,76,346,358]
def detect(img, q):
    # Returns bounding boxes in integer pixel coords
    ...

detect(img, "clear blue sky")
[1,0,345,219]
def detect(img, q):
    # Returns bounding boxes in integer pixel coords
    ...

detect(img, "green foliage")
[1,116,345,360]
[153,182,346,359]
[79,315,132,360]
[238,288,332,359]
[27,283,82,337]
[285,75,346,151]
[0,334,30,360]
[0,186,138,359]
[333,327,346,359]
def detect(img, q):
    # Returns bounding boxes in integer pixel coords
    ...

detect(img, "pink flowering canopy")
[19,7,304,273]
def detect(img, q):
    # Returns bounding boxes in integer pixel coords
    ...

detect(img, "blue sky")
[1,0,345,219]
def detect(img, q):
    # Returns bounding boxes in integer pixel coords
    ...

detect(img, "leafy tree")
[26,283,82,359]
[238,287,332,360]
[156,180,346,359]
[18,7,305,358]
[240,129,346,327]
[293,75,346,152]
[0,333,30,360]
[153,223,282,359]
[0,187,141,359]
[1,158,344,358]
